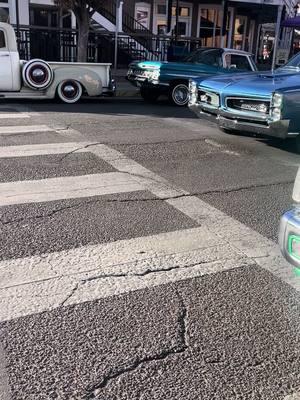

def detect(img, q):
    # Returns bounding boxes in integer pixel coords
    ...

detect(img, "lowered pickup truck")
[0,22,115,103]
[189,52,300,152]
[127,48,257,106]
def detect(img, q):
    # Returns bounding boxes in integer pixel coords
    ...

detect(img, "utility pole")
[15,0,20,49]
[175,0,179,42]
[272,4,283,70]
[114,0,120,71]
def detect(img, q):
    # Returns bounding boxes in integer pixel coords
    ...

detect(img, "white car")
[279,168,300,269]
[0,22,115,103]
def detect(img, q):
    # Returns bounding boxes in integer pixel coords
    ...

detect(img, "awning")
[281,16,300,28]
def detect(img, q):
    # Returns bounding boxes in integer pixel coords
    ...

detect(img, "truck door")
[0,29,13,91]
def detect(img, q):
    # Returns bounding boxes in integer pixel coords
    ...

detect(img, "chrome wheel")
[57,80,83,104]
[170,84,189,106]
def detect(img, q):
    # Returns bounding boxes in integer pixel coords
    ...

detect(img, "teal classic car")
[279,168,300,269]
[126,48,257,106]
[189,52,300,152]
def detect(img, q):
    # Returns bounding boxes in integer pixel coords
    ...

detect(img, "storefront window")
[233,16,247,50]
[199,8,220,47]
[0,7,9,23]
[155,2,192,36]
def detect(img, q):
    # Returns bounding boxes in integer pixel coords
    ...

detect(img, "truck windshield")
[184,48,223,67]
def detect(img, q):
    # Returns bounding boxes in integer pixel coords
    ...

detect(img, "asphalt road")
[0,97,299,400]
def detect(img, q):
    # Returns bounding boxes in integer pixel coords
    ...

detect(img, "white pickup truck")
[0,22,115,103]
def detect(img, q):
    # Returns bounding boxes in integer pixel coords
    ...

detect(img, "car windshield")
[184,48,223,67]
[283,52,300,69]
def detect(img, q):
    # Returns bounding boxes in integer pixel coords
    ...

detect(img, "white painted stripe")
[89,144,299,291]
[89,144,188,199]
[284,393,300,400]
[0,140,296,322]
[0,172,143,206]
[0,142,90,158]
[0,227,250,321]
[0,125,51,134]
[0,113,30,119]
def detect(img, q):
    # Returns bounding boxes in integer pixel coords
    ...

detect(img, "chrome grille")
[226,98,270,114]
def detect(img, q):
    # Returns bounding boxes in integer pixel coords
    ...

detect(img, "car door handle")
[0,54,9,57]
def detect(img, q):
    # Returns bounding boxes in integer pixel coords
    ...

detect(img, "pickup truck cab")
[127,48,257,106]
[279,168,300,269]
[0,23,115,103]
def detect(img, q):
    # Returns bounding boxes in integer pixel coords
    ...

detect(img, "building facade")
[0,0,297,65]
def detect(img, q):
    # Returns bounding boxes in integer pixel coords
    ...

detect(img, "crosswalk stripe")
[0,142,90,158]
[88,143,299,292]
[0,113,30,119]
[0,172,143,206]
[0,135,295,322]
[284,393,300,399]
[0,125,52,134]
[0,227,251,322]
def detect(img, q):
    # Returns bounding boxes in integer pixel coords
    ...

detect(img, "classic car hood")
[160,62,221,75]
[129,60,166,70]
[198,68,300,98]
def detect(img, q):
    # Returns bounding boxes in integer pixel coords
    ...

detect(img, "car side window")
[0,30,6,49]
[226,54,252,71]
[192,49,223,68]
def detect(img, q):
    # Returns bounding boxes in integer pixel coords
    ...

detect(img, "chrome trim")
[279,207,300,269]
[218,115,290,138]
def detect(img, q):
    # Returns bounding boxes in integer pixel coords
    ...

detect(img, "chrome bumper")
[126,75,146,87]
[279,207,300,269]
[189,103,292,139]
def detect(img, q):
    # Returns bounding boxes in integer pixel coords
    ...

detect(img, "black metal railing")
[15,25,202,68]
[96,3,116,25]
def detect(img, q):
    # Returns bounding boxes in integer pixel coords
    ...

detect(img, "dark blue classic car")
[189,52,300,152]
[127,48,257,106]
[279,168,300,269]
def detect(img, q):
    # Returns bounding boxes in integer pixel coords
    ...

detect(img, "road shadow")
[0,97,197,119]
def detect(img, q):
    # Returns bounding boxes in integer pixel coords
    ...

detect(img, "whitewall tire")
[169,83,189,107]
[22,59,53,90]
[57,80,83,104]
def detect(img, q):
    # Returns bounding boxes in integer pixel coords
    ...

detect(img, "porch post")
[272,4,283,70]
[114,0,122,70]
[220,0,228,48]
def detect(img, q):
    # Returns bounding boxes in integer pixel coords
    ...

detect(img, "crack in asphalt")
[84,288,188,399]
[78,258,219,284]
[58,142,103,162]
[60,282,80,307]
[0,178,293,226]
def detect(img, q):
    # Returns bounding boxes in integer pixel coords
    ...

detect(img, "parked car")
[127,48,257,106]
[279,168,300,269]
[188,52,300,152]
[0,23,115,103]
